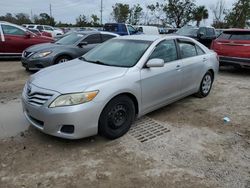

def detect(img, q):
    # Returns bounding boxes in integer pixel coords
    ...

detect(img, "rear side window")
[178,41,197,58]
[196,45,205,55]
[101,34,116,42]
[84,34,101,44]
[104,24,118,32]
[2,25,26,36]
[36,26,43,31]
[149,40,178,63]
[230,32,250,40]
[28,25,34,29]
[44,26,53,31]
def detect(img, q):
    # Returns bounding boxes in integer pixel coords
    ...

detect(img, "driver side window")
[83,34,101,44]
[149,40,178,63]
[127,25,136,35]
[2,25,26,36]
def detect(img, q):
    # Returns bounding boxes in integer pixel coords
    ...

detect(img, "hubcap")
[108,104,128,129]
[202,75,212,94]
[58,58,69,63]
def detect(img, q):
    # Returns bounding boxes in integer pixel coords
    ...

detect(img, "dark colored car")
[176,26,216,48]
[211,29,250,69]
[103,23,140,35]
[0,21,54,58]
[21,31,119,70]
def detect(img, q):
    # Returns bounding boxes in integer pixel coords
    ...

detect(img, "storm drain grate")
[129,116,170,143]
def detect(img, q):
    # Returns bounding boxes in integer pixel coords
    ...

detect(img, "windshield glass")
[177,27,198,37]
[82,39,151,67]
[55,33,84,45]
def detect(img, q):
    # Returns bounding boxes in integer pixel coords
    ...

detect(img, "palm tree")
[193,6,209,27]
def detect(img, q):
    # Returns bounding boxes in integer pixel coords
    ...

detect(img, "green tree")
[34,13,56,26]
[129,4,143,25]
[76,14,89,27]
[111,3,130,23]
[147,2,165,25]
[90,14,100,26]
[225,0,250,28]
[0,13,17,23]
[164,0,196,28]
[192,6,209,27]
[15,13,32,25]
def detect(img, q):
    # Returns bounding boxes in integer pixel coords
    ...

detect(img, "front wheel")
[99,95,135,139]
[195,71,213,98]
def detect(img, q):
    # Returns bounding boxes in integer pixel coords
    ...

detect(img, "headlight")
[32,51,52,59]
[49,91,98,108]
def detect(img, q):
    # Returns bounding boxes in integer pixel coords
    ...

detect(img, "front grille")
[23,51,33,58]
[26,92,53,107]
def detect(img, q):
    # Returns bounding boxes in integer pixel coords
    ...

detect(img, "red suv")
[211,29,250,68]
[0,21,54,58]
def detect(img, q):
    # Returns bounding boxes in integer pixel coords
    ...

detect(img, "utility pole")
[49,4,52,18]
[30,9,33,23]
[100,0,103,25]
[49,3,52,25]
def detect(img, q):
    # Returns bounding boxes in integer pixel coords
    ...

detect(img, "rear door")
[177,39,206,94]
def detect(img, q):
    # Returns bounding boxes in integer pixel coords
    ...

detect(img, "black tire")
[195,71,213,98]
[99,95,135,139]
[54,55,71,64]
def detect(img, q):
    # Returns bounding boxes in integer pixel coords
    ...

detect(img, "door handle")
[203,58,207,62]
[176,65,181,71]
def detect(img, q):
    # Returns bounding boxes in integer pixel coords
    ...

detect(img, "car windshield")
[177,27,198,37]
[55,33,85,45]
[81,39,152,67]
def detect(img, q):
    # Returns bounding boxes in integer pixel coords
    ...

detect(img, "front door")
[140,39,182,114]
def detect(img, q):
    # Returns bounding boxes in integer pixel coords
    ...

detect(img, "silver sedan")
[22,35,219,139]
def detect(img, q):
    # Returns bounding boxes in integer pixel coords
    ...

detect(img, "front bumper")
[21,85,103,139]
[219,56,250,68]
[21,56,54,70]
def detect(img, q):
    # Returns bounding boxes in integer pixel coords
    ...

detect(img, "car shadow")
[219,66,250,76]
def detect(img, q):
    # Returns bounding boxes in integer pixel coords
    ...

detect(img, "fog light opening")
[60,125,75,134]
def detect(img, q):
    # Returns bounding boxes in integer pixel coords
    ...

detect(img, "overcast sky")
[0,0,236,25]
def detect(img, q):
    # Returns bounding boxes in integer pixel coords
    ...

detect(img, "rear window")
[104,24,118,32]
[218,31,250,40]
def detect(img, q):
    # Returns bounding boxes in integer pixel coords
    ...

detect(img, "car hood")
[30,59,128,93]
[26,43,66,52]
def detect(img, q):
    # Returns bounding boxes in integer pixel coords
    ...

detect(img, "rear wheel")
[195,71,213,98]
[99,95,135,139]
[55,55,71,64]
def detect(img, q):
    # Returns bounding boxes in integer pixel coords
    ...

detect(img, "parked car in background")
[23,24,63,37]
[0,21,54,58]
[136,25,160,35]
[159,28,178,34]
[177,26,216,48]
[27,28,52,38]
[211,29,250,69]
[21,31,119,70]
[103,23,140,35]
[22,35,218,139]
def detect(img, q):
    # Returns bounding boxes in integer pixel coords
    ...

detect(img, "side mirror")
[146,58,164,68]
[78,41,88,47]
[25,32,31,38]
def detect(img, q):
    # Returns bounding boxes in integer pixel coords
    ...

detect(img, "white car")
[22,35,219,139]
[23,24,63,38]
[136,25,160,35]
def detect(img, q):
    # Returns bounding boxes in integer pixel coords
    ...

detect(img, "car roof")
[74,31,119,36]
[223,28,250,32]
[116,34,179,42]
